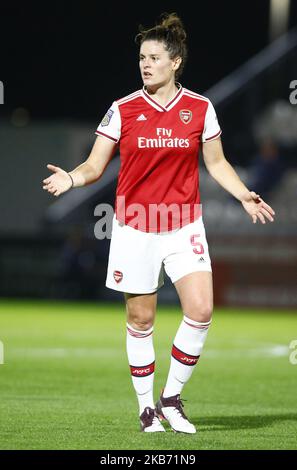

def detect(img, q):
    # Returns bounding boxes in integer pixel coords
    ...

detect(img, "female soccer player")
[43,13,275,434]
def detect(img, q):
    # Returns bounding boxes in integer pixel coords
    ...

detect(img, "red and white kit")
[95,84,221,293]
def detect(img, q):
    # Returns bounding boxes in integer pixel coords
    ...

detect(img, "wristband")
[68,173,74,188]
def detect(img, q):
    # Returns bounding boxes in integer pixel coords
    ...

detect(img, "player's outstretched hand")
[43,164,73,197]
[241,191,275,224]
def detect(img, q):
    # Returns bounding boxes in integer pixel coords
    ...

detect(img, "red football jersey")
[95,84,221,232]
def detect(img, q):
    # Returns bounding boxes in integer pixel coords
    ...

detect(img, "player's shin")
[126,323,155,414]
[163,315,211,398]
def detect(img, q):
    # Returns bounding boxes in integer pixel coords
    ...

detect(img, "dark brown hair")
[135,12,187,79]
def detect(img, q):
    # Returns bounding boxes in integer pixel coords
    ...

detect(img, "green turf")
[0,299,296,450]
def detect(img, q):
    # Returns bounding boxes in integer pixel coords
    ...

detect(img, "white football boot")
[140,407,166,432]
[156,391,196,434]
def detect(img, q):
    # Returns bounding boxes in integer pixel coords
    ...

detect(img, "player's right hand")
[43,164,73,197]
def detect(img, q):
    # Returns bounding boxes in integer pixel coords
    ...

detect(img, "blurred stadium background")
[0,0,297,450]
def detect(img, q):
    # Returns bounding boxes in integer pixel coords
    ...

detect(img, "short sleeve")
[95,101,121,143]
[202,100,222,142]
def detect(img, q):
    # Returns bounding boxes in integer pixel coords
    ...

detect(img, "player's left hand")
[241,191,275,224]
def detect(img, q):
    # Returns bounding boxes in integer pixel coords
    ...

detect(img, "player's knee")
[129,318,154,331]
[127,309,154,331]
[185,301,213,323]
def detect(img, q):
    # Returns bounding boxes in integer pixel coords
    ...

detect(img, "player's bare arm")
[43,135,117,197]
[202,137,275,224]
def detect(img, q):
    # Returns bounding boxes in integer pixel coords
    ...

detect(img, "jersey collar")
[141,83,184,112]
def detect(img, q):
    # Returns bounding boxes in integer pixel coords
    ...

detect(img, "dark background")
[1,0,297,120]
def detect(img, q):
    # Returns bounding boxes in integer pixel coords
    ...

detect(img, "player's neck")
[145,82,179,107]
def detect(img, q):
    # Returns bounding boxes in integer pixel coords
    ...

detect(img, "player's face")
[139,40,179,89]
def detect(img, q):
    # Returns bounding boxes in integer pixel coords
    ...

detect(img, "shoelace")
[173,398,188,420]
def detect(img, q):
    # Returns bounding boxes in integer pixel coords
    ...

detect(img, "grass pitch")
[0,299,296,450]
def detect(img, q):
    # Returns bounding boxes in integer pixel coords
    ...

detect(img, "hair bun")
[159,12,187,42]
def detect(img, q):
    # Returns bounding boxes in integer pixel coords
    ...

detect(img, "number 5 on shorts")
[190,234,204,255]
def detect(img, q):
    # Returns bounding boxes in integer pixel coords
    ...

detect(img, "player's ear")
[172,56,182,71]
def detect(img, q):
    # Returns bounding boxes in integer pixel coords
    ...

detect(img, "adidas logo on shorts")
[198,256,205,262]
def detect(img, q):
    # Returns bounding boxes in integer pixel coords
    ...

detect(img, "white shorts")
[106,216,212,294]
